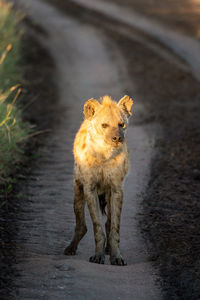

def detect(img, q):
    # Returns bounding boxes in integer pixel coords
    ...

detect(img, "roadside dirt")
[100,0,200,38]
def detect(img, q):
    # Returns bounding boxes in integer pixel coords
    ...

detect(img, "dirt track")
[6,0,163,298]
[1,0,200,299]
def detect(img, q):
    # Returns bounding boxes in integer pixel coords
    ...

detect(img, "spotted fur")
[64,95,133,265]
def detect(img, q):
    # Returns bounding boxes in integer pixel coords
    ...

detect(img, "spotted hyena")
[64,95,133,265]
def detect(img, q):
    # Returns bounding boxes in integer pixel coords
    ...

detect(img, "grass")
[0,0,30,185]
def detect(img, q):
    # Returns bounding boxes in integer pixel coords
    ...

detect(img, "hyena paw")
[64,245,76,256]
[110,255,127,266]
[89,254,105,264]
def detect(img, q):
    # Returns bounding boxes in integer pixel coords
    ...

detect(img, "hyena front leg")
[85,187,106,264]
[64,180,87,255]
[105,191,111,254]
[109,188,127,266]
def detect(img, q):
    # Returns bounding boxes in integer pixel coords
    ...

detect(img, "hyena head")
[84,95,133,148]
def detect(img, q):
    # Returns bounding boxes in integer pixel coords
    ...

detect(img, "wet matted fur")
[64,95,133,265]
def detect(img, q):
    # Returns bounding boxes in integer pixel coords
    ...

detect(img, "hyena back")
[64,95,133,265]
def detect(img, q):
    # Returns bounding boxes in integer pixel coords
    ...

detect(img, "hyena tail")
[98,193,107,215]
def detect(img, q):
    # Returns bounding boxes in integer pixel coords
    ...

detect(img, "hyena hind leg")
[64,180,87,255]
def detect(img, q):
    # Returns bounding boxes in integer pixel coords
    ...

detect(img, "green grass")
[0,0,30,184]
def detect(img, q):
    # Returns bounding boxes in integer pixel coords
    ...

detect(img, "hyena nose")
[112,136,122,143]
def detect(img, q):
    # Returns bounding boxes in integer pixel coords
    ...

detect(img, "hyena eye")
[102,123,109,128]
[119,122,126,129]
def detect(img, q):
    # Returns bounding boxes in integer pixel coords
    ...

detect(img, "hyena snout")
[112,135,123,143]
[111,128,124,145]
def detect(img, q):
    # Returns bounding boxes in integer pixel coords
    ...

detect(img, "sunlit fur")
[65,95,133,266]
[74,95,129,163]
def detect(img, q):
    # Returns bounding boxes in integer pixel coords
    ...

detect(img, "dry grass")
[0,0,30,183]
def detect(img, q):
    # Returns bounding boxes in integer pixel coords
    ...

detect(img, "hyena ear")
[83,98,101,120]
[118,95,133,117]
